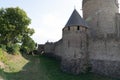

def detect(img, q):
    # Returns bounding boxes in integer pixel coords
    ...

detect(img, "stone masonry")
[38,0,120,78]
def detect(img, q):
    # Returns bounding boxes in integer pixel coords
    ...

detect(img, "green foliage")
[0,7,31,45]
[21,36,36,53]
[0,7,35,54]
[0,44,6,51]
[0,48,8,64]
[6,44,20,55]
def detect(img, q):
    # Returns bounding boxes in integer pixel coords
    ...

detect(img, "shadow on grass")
[0,54,118,80]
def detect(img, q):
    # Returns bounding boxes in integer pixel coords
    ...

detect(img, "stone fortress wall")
[89,37,120,77]
[83,0,120,77]
[38,0,120,78]
[43,39,63,60]
[82,0,119,36]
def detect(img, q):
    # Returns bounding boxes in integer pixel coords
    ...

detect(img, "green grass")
[0,55,118,80]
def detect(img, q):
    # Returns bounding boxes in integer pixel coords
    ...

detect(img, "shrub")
[0,48,8,64]
[0,44,6,51]
[6,44,20,55]
[21,36,36,54]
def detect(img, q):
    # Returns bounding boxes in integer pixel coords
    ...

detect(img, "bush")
[20,46,29,54]
[6,44,20,55]
[0,44,6,51]
[0,48,8,64]
[21,36,36,54]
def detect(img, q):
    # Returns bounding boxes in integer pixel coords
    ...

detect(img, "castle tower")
[61,9,89,74]
[82,0,120,77]
[82,0,119,37]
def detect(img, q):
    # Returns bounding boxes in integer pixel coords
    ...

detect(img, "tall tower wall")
[61,9,89,74]
[82,0,120,78]
[82,0,119,36]
[61,26,88,74]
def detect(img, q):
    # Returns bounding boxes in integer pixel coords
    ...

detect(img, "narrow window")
[77,26,80,30]
[68,26,70,30]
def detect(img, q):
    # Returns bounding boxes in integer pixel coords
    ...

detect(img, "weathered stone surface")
[38,0,120,78]
[82,0,119,36]
[90,59,120,78]
[61,58,89,75]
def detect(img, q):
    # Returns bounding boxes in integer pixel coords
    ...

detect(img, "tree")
[21,36,36,54]
[0,7,35,54]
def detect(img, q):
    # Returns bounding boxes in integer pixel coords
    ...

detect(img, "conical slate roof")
[65,9,88,28]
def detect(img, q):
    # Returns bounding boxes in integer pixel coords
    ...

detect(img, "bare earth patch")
[0,61,5,69]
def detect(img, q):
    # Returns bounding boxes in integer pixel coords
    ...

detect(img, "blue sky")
[0,0,120,44]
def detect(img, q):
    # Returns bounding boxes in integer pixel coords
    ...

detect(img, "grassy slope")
[0,55,117,80]
[4,54,28,73]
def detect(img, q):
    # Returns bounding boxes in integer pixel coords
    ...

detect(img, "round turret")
[82,0,119,37]
[63,9,88,37]
[61,9,89,74]
[62,9,88,55]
